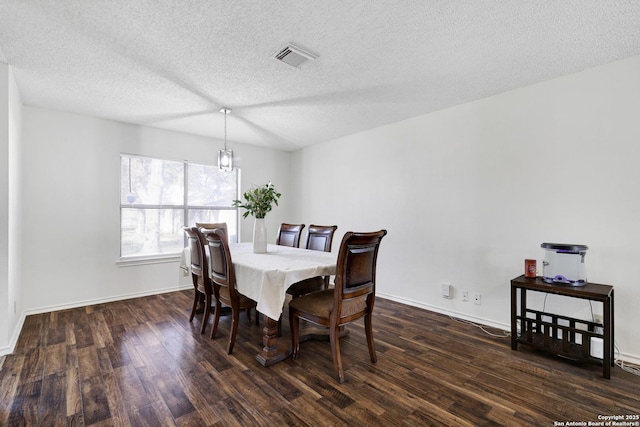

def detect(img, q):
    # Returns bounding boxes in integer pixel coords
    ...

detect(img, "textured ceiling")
[1,1,640,151]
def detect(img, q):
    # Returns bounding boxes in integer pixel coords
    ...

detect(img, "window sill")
[117,253,182,267]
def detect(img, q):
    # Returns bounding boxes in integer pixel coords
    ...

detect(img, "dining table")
[181,242,337,366]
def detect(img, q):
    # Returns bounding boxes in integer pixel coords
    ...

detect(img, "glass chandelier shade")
[218,107,234,171]
[218,148,233,171]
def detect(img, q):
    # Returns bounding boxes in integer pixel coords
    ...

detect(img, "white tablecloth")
[180,243,336,320]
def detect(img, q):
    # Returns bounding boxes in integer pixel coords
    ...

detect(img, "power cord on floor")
[448,315,511,338]
[615,344,640,377]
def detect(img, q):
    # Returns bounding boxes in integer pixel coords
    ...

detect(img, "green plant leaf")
[232,182,282,219]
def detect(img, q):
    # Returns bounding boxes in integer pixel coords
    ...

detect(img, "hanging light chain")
[218,107,233,171]
[223,108,228,150]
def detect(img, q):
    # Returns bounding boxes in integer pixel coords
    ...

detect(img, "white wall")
[7,66,23,351]
[21,107,291,315]
[0,63,9,350]
[290,55,640,361]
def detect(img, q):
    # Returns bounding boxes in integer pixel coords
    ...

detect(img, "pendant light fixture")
[218,107,234,171]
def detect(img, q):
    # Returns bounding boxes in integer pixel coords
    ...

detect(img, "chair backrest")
[196,222,228,243]
[276,223,305,248]
[305,224,338,252]
[201,228,238,299]
[183,226,208,281]
[333,230,387,322]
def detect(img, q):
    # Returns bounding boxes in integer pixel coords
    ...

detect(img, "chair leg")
[245,307,259,325]
[189,289,199,322]
[210,299,222,339]
[330,323,345,383]
[227,308,240,354]
[289,311,300,359]
[200,292,211,334]
[365,313,377,363]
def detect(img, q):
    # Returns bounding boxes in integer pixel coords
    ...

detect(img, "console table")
[510,275,614,379]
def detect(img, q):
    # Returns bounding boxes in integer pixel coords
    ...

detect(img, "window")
[120,154,238,258]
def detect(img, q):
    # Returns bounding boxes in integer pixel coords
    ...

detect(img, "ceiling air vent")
[273,43,318,68]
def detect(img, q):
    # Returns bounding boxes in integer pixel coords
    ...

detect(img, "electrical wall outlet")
[473,293,481,305]
[441,283,452,299]
[593,314,604,334]
[461,290,469,302]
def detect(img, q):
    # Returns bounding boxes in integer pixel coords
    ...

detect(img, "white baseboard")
[376,292,640,366]
[616,349,640,366]
[24,285,192,317]
[0,312,26,358]
[377,292,510,331]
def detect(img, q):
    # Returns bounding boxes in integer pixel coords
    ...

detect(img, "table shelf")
[516,311,604,363]
[510,275,614,379]
[518,332,591,362]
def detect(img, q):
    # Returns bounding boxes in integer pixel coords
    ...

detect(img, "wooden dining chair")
[289,229,387,383]
[189,222,229,312]
[276,223,305,248]
[277,225,338,336]
[201,228,259,354]
[183,226,213,334]
[306,224,338,252]
[196,222,228,243]
[286,224,338,298]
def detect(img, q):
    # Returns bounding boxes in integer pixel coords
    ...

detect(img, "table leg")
[603,291,612,379]
[255,314,291,367]
[521,288,527,337]
[511,284,518,350]
[254,314,350,366]
[611,289,615,367]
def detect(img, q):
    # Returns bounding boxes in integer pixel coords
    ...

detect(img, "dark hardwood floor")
[1,290,639,426]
